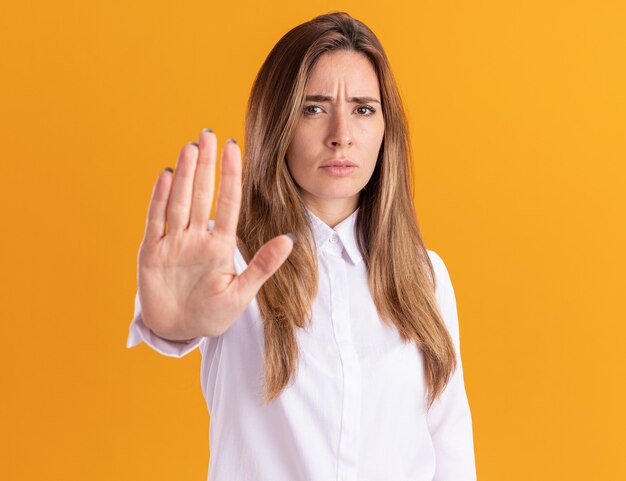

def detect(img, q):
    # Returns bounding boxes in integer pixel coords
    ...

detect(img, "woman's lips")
[320,165,357,176]
[321,159,357,167]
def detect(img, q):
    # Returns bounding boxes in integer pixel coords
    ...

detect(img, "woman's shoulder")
[425,249,455,308]
[426,248,442,267]
[426,248,449,283]
[425,248,460,340]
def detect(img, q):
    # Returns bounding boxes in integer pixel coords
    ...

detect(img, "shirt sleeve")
[425,250,477,481]
[126,289,204,358]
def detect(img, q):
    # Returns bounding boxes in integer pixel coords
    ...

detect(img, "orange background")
[2,1,625,479]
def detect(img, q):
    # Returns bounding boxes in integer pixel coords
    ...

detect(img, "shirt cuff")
[126,291,203,358]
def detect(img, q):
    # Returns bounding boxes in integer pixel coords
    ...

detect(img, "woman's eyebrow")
[305,94,381,104]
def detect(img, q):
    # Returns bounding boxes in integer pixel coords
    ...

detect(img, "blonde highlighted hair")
[237,11,456,409]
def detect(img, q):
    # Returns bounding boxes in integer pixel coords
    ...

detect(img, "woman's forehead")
[306,51,380,97]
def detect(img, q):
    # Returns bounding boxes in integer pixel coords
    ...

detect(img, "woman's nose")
[326,110,353,148]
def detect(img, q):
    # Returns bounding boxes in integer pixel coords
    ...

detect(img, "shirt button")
[329,234,338,244]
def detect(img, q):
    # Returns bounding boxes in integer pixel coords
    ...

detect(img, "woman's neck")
[304,199,359,228]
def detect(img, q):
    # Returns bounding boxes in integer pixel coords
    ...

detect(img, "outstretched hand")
[137,129,295,341]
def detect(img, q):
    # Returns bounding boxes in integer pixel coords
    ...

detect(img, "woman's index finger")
[213,139,243,240]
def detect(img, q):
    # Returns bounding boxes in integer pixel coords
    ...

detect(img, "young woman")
[127,11,476,481]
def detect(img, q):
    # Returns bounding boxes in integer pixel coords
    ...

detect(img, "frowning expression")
[285,50,385,212]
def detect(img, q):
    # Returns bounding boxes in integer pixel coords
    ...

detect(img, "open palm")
[137,129,294,341]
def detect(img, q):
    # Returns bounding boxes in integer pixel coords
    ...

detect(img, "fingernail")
[188,141,199,148]
[202,128,214,133]
[226,138,237,144]
[286,233,297,243]
[165,167,174,173]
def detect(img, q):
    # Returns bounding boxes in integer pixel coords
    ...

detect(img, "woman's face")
[285,50,385,217]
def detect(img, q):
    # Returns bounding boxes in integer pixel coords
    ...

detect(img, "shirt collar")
[305,207,364,265]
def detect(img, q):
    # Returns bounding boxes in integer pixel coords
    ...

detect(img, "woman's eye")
[356,105,376,115]
[303,105,376,116]
[304,105,323,115]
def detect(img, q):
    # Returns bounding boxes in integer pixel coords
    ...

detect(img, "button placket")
[328,252,362,480]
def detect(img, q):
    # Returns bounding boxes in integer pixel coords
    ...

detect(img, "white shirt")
[126,208,476,481]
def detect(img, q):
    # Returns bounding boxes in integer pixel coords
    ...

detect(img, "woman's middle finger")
[189,128,217,231]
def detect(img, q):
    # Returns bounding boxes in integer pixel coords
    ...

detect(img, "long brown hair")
[237,11,456,409]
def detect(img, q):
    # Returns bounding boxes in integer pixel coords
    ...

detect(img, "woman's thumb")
[235,234,296,301]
